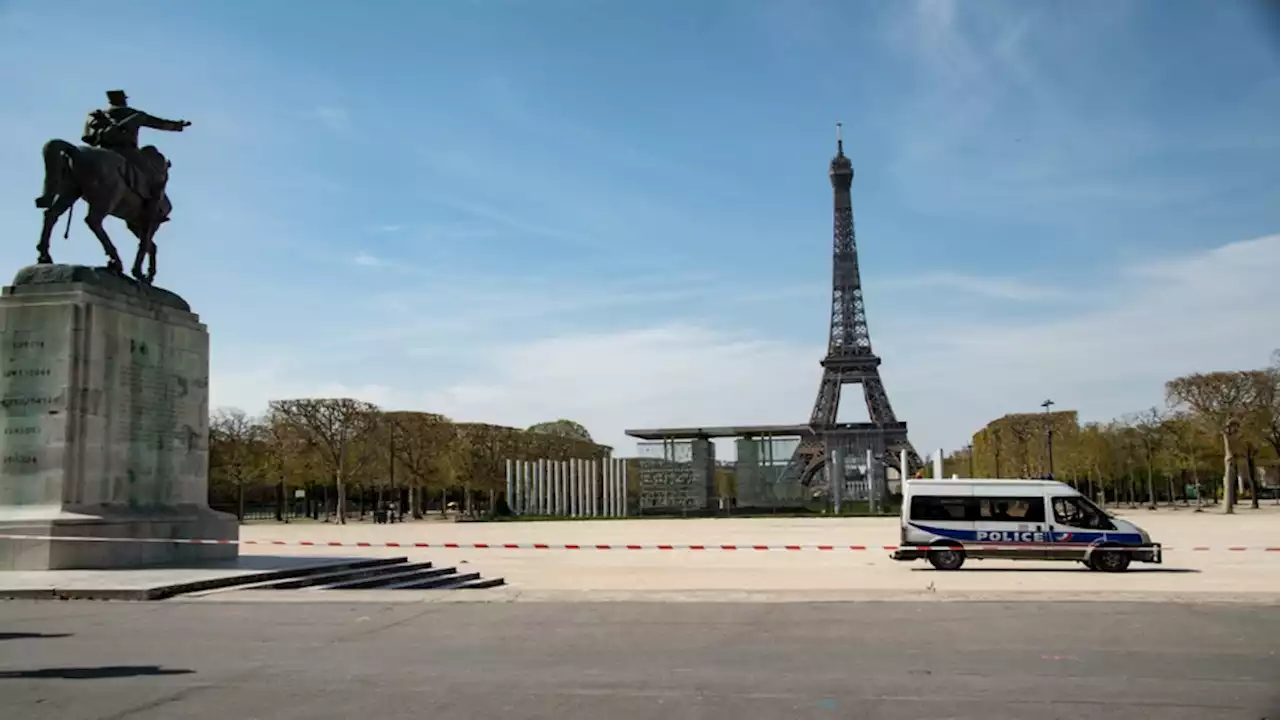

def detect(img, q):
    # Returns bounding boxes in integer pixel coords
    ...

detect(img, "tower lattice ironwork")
[784,125,923,487]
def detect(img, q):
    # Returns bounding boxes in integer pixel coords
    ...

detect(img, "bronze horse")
[35,139,171,282]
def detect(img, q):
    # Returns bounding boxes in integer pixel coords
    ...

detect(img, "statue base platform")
[0,506,237,570]
[0,264,236,570]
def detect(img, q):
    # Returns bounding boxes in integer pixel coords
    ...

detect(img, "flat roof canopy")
[625,424,812,440]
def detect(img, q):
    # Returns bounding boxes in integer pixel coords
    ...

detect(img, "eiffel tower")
[783,125,923,488]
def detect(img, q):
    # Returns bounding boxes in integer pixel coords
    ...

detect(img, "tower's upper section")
[829,122,853,189]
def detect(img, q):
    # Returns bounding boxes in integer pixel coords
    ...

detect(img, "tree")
[1162,413,1207,508]
[262,408,323,520]
[1126,407,1166,508]
[208,408,266,521]
[456,423,523,517]
[1166,372,1259,514]
[1077,423,1112,503]
[527,419,593,443]
[268,398,381,524]
[386,411,463,518]
[1253,353,1280,484]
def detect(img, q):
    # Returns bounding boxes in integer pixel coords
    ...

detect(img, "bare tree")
[209,408,265,522]
[268,398,381,524]
[386,411,462,519]
[1163,412,1207,509]
[1127,407,1166,509]
[1253,354,1280,495]
[1166,372,1259,514]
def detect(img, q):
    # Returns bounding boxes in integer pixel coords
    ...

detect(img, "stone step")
[324,565,461,590]
[387,571,482,590]
[429,576,506,590]
[259,559,425,590]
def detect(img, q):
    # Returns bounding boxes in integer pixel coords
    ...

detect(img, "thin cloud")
[881,271,1064,301]
[353,253,382,266]
[401,233,1280,456]
[314,106,351,132]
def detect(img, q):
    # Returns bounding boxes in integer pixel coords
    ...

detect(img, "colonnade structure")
[505,458,629,518]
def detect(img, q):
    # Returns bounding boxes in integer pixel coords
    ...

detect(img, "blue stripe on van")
[908,522,1143,546]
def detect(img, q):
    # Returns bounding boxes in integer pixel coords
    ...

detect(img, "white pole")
[561,460,570,516]
[620,460,629,517]
[899,449,908,484]
[505,459,514,514]
[604,458,614,515]
[594,460,602,517]
[570,459,580,517]
[831,449,843,514]
[522,461,532,512]
[546,459,555,515]
[866,449,876,514]
[602,458,612,517]
[553,460,563,516]
[615,458,624,517]
[547,459,556,516]
[934,448,944,480]
[518,460,526,515]
[535,456,545,512]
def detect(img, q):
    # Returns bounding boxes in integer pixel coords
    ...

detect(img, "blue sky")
[1,0,1277,457]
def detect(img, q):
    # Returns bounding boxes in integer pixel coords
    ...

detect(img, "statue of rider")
[35,89,190,215]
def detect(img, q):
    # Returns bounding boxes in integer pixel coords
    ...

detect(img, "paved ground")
[221,509,1280,603]
[0,601,1275,719]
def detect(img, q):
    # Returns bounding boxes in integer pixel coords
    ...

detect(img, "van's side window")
[1052,497,1114,530]
[976,497,1045,523]
[910,496,973,521]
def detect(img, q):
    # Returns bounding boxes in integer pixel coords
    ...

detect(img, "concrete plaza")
[218,507,1280,603]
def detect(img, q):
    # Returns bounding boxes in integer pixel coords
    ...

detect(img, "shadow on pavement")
[0,632,72,641]
[910,567,1202,574]
[0,665,194,680]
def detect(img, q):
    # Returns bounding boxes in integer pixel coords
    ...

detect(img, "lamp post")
[964,443,974,478]
[1040,399,1055,479]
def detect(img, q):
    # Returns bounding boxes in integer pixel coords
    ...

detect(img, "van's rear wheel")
[1090,549,1131,573]
[928,546,965,571]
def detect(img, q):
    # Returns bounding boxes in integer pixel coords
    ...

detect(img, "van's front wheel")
[1089,548,1131,573]
[928,546,966,571]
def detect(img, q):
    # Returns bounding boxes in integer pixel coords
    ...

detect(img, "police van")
[890,479,1162,572]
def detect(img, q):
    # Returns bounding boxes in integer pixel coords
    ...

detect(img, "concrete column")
[552,461,562,516]
[546,459,555,514]
[505,459,514,514]
[569,460,579,517]
[561,460,569,515]
[616,458,627,515]
[621,460,629,517]
[545,459,555,516]
[830,449,843,514]
[934,448,944,480]
[527,460,536,514]
[866,449,876,514]
[592,460,601,517]
[601,459,611,517]
[517,460,525,515]
[529,456,540,512]
[615,459,624,517]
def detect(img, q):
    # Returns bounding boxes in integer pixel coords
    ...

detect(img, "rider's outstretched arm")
[134,112,190,132]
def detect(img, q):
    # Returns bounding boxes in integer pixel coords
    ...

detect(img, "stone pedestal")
[0,265,236,570]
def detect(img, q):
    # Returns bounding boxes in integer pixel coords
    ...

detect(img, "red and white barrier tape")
[0,534,1277,552]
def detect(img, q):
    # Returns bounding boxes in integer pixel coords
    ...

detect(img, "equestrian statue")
[34,89,191,283]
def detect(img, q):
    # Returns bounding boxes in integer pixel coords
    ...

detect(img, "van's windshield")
[1079,496,1114,518]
